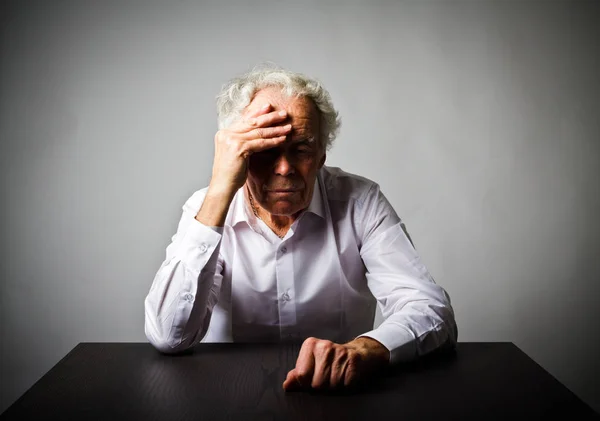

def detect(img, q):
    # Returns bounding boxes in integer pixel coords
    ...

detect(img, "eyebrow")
[290,136,316,144]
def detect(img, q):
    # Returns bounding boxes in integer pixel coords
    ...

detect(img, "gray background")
[1,0,599,414]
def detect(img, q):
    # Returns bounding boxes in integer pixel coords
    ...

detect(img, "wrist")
[206,182,238,201]
[348,337,390,366]
[195,184,238,227]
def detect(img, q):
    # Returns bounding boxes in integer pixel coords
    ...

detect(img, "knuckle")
[304,337,318,348]
[221,133,234,146]
[315,340,334,353]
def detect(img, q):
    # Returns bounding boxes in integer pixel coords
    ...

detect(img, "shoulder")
[320,165,380,205]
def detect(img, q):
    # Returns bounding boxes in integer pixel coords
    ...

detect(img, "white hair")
[216,64,341,151]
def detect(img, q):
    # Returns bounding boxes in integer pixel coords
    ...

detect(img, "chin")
[267,202,304,216]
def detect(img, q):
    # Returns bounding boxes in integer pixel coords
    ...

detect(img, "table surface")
[1,342,597,420]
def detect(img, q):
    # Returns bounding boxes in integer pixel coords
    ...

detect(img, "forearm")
[195,185,237,227]
[361,295,458,364]
[144,220,223,353]
[358,187,458,363]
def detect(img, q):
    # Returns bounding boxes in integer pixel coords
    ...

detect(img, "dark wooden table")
[1,342,597,420]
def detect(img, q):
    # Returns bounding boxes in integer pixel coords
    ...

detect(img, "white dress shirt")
[144,166,457,363]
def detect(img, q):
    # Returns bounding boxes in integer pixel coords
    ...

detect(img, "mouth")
[265,186,302,192]
[267,190,300,196]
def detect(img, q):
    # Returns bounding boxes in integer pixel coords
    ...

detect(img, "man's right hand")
[209,103,291,196]
[195,103,291,227]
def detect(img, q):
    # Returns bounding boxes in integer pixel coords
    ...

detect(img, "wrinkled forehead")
[245,87,321,142]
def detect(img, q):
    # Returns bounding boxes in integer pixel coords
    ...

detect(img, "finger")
[226,103,271,132]
[311,341,335,389]
[282,369,302,391]
[241,124,292,141]
[243,135,288,155]
[282,369,294,390]
[293,338,317,389]
[233,109,289,133]
[343,357,360,388]
[250,109,288,128]
[246,102,271,118]
[329,349,347,389]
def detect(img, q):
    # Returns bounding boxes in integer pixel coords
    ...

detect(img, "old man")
[144,65,458,391]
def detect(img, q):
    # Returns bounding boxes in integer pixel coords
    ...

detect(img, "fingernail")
[279,110,287,117]
[284,124,292,129]
[262,103,270,110]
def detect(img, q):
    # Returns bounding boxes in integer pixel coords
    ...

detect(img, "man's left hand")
[282,336,390,391]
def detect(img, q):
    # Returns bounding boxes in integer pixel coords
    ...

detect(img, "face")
[244,87,326,217]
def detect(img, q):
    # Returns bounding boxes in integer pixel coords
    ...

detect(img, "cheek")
[298,159,319,177]
[246,171,265,192]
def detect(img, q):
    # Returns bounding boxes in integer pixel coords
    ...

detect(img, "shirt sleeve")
[356,184,458,364]
[144,189,224,354]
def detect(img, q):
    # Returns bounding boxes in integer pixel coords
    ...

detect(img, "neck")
[246,186,299,238]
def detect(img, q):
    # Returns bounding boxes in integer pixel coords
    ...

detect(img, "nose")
[273,152,295,176]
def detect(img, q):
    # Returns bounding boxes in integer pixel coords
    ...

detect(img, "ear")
[318,152,326,169]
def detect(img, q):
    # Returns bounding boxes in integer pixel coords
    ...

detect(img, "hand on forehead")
[245,88,285,114]
[243,87,320,145]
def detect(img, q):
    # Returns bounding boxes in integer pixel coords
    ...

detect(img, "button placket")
[276,240,297,339]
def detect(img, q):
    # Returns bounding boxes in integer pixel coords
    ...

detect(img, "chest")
[218,216,370,340]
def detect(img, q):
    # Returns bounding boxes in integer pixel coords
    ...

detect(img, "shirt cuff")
[175,218,223,267]
[358,322,417,364]
[207,226,224,234]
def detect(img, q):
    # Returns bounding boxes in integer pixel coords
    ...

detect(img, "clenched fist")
[283,336,390,391]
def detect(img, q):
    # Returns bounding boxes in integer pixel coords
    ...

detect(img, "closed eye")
[293,139,315,153]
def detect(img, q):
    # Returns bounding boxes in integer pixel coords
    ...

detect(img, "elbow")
[428,303,458,353]
[439,309,458,351]
[144,307,208,355]
[432,296,458,346]
[144,302,194,355]
[446,304,458,344]
[450,317,458,344]
[144,322,194,355]
[144,319,177,354]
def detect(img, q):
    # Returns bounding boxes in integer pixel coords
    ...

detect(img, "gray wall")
[1,0,599,413]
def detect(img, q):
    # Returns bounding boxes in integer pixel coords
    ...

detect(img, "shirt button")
[184,293,194,302]
[281,292,290,301]
[199,243,208,253]
[281,246,287,253]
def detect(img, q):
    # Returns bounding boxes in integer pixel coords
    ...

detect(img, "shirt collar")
[305,174,325,219]
[230,174,325,227]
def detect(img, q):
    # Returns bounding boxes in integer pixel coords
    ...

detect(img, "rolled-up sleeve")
[144,189,224,354]
[357,184,458,364]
